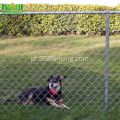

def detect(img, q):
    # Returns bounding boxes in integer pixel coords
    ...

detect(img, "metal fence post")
[105,13,109,111]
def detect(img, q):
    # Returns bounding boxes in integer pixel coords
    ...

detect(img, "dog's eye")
[54,79,57,82]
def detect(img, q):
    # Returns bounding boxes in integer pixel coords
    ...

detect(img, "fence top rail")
[0,11,120,15]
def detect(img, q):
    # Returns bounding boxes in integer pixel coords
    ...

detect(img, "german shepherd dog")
[18,76,69,109]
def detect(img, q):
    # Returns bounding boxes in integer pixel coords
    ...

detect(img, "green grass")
[0,35,120,120]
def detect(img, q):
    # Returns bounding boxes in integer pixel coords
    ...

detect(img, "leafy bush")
[0,4,120,36]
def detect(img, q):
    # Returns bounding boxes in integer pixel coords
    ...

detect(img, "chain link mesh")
[0,12,120,111]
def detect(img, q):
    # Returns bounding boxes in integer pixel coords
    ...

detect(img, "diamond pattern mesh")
[0,12,120,111]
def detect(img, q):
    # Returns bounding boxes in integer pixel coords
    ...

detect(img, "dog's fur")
[18,76,69,109]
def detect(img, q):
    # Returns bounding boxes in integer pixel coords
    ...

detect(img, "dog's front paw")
[65,106,70,109]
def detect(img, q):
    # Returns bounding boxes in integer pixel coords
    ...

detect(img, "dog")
[18,75,69,109]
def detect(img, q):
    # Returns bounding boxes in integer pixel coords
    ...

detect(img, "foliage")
[0,4,120,36]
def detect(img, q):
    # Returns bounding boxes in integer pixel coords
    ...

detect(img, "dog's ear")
[58,75,66,81]
[47,76,53,81]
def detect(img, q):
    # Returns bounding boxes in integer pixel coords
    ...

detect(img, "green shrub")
[0,4,120,36]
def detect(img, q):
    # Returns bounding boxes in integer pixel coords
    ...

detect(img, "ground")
[0,35,120,120]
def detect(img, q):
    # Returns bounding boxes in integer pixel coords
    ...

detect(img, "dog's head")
[47,76,66,93]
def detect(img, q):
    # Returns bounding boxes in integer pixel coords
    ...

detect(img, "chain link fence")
[0,11,120,111]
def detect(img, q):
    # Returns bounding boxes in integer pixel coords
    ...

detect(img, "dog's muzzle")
[51,83,58,90]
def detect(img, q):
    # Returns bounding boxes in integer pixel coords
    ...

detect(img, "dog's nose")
[51,84,53,87]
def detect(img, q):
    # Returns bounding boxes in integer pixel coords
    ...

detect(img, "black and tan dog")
[18,76,69,109]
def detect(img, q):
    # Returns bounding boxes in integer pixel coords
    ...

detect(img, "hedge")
[0,4,120,36]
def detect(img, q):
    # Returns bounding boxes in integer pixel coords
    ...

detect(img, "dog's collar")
[50,90,58,95]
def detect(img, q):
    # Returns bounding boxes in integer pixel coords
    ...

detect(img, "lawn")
[0,35,120,120]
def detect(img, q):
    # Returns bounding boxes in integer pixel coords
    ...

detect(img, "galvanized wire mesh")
[0,11,120,111]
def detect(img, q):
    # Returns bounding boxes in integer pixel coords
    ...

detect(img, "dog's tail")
[5,99,18,103]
